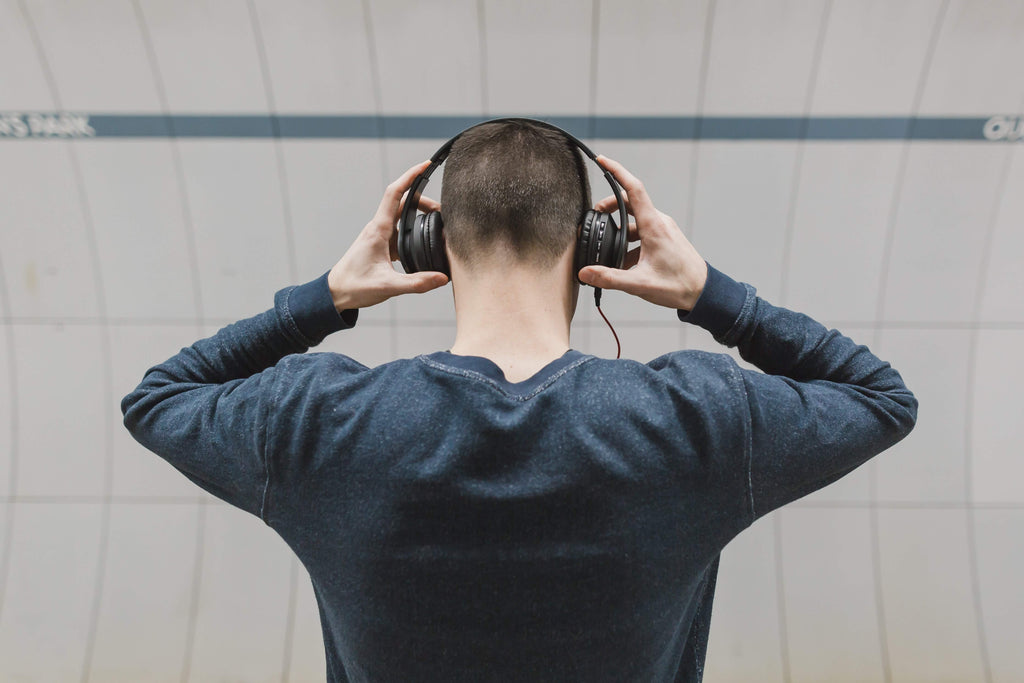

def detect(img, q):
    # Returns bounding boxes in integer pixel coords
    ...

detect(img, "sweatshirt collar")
[423,349,589,395]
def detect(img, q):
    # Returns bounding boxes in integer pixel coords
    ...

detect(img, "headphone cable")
[594,288,621,359]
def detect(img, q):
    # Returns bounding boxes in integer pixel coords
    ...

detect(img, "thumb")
[393,271,450,294]
[578,265,635,292]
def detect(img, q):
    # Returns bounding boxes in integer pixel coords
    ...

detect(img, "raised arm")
[580,156,918,523]
[121,160,448,519]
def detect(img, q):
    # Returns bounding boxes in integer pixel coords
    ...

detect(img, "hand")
[578,155,708,311]
[327,160,450,311]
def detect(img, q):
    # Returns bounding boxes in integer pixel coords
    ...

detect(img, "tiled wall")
[1,0,1022,681]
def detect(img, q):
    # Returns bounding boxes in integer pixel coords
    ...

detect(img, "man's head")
[440,120,590,270]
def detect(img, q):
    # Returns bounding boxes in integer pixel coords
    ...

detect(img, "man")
[122,120,917,682]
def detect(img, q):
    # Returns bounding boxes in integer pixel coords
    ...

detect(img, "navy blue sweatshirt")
[121,264,917,682]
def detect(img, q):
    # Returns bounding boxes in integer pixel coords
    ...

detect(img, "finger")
[398,189,441,214]
[390,271,449,295]
[377,159,432,219]
[577,264,639,293]
[623,245,641,269]
[594,193,634,216]
[595,155,657,221]
[626,221,639,242]
[418,194,441,213]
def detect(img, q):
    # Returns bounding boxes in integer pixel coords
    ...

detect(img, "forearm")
[679,264,916,412]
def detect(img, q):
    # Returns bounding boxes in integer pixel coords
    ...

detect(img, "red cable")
[596,303,621,359]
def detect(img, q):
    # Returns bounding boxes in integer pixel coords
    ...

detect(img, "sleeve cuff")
[282,271,358,346]
[677,262,747,339]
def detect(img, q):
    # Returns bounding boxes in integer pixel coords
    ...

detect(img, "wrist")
[676,260,708,311]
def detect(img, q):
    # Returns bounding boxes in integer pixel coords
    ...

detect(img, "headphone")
[397,118,629,287]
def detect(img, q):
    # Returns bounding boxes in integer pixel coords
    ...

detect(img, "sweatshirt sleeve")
[680,263,919,522]
[120,272,357,521]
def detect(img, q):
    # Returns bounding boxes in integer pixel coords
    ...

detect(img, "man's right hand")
[577,155,708,311]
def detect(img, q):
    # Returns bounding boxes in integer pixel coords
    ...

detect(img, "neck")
[449,251,577,382]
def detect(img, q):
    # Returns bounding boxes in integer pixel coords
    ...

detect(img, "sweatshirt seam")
[277,285,317,348]
[417,355,595,400]
[258,367,278,526]
[727,357,757,523]
[721,284,758,347]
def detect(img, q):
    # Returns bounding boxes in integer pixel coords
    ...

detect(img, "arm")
[120,273,357,518]
[679,264,917,520]
[580,157,918,523]
[121,160,448,520]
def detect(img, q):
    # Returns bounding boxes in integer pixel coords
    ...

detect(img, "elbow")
[890,387,919,441]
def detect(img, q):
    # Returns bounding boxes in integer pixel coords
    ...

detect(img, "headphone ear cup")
[422,212,450,276]
[575,210,598,283]
[597,212,623,269]
[408,213,428,273]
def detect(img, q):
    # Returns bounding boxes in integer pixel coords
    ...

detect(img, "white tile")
[281,140,386,283]
[877,508,986,682]
[594,0,710,115]
[371,0,482,114]
[23,0,161,111]
[811,0,944,114]
[703,514,785,683]
[785,144,903,322]
[973,509,1024,683]
[13,324,107,496]
[702,0,830,114]
[77,141,200,319]
[250,0,376,113]
[394,324,456,360]
[918,0,1024,115]
[0,1,54,110]
[883,144,1007,323]
[691,143,798,304]
[0,331,12,496]
[0,503,102,681]
[874,329,970,503]
[136,0,268,112]
[111,324,206,498]
[484,0,592,115]
[0,142,100,318]
[287,559,327,683]
[88,503,200,681]
[779,507,885,683]
[188,504,292,682]
[316,325,395,371]
[971,330,1024,504]
[177,141,291,320]
[980,146,1024,323]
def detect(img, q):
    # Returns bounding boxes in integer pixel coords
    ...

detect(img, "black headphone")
[397,118,629,286]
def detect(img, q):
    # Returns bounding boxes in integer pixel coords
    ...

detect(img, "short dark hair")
[440,120,590,267]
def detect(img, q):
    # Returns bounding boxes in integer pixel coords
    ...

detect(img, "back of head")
[440,120,590,269]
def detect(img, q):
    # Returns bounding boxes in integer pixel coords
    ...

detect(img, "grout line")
[868,4,950,680]
[129,4,210,680]
[958,83,1024,683]
[247,0,299,285]
[774,7,834,679]
[685,0,716,243]
[180,503,206,683]
[13,4,118,679]
[4,316,1023,329]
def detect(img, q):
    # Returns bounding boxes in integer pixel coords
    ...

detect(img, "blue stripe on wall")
[0,113,1021,141]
